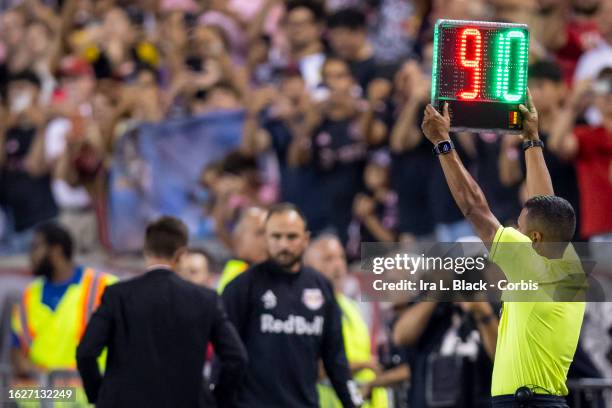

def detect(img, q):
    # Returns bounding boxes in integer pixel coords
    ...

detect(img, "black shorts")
[491,394,568,408]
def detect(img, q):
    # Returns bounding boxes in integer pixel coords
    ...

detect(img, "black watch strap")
[522,139,544,152]
[432,140,455,156]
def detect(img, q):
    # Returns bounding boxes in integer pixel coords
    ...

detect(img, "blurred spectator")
[368,0,415,64]
[204,151,269,246]
[194,82,243,115]
[393,301,498,408]
[242,70,327,231]
[247,33,275,86]
[217,206,268,293]
[45,56,103,254]
[549,67,612,244]
[327,8,378,91]
[281,0,327,92]
[177,247,217,288]
[389,61,473,242]
[574,0,612,83]
[290,57,386,244]
[347,152,398,259]
[243,0,284,85]
[11,222,117,404]
[97,8,140,79]
[388,60,435,240]
[542,0,602,83]
[0,71,57,252]
[305,234,389,407]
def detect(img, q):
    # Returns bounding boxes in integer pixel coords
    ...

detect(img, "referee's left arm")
[521,88,555,198]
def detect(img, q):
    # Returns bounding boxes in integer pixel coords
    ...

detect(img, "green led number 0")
[494,29,528,102]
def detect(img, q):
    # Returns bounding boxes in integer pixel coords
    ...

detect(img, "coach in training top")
[419,93,585,408]
[222,203,363,408]
[77,216,247,407]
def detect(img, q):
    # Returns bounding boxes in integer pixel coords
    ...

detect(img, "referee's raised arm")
[420,103,501,246]
[519,88,555,198]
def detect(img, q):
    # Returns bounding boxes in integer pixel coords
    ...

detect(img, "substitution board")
[431,20,530,133]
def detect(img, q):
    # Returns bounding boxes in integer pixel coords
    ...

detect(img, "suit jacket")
[77,268,247,408]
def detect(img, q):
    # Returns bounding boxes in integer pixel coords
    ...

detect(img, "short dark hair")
[529,61,562,83]
[222,150,258,176]
[524,195,576,241]
[144,216,189,258]
[8,70,41,88]
[327,8,366,30]
[207,81,241,99]
[136,64,159,82]
[286,0,326,23]
[277,65,303,80]
[35,222,74,260]
[266,202,308,229]
[597,67,612,81]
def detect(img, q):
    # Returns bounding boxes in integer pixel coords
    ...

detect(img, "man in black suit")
[77,216,247,407]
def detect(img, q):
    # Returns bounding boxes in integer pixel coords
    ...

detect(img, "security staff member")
[420,92,584,407]
[305,234,388,408]
[77,216,247,407]
[11,222,117,376]
[222,203,363,408]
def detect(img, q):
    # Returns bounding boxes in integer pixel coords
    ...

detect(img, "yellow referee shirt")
[489,226,585,396]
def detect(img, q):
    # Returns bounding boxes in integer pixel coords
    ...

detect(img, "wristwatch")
[432,140,455,156]
[522,139,544,152]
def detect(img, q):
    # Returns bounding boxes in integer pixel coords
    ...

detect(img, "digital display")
[431,20,530,132]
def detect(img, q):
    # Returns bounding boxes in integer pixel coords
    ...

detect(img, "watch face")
[433,140,454,156]
[440,141,451,153]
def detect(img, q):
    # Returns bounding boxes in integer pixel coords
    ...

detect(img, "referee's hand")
[519,88,539,141]
[421,102,451,144]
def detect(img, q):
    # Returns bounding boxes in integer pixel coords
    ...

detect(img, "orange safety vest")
[12,268,117,370]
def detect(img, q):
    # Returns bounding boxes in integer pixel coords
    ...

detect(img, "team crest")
[262,290,277,309]
[302,288,324,311]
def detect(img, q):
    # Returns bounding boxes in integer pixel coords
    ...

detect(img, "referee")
[419,91,585,408]
[221,203,363,408]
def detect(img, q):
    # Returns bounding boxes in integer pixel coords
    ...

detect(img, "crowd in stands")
[1,0,611,255]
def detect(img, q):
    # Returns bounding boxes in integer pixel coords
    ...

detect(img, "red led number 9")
[458,28,482,100]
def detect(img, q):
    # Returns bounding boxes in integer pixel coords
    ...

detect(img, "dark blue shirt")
[222,260,357,408]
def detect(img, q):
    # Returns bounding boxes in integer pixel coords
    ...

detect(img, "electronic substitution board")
[431,20,530,133]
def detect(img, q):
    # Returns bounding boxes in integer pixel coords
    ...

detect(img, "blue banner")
[108,110,245,252]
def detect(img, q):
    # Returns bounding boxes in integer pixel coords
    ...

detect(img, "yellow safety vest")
[217,259,249,294]
[318,294,388,408]
[11,268,118,370]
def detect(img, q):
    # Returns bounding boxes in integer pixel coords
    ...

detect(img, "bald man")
[217,206,268,293]
[222,203,362,408]
[305,235,389,408]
